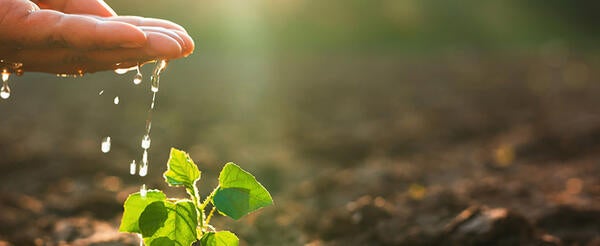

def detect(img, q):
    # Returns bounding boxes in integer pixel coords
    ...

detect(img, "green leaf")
[148,237,177,246]
[140,200,198,246]
[119,190,167,233]
[200,231,239,246]
[213,163,273,220]
[164,148,201,189]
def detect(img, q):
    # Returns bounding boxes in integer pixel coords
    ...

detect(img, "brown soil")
[0,53,599,246]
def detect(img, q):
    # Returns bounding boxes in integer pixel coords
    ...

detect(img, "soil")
[0,52,599,245]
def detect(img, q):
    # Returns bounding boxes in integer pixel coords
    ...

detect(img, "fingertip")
[174,30,195,56]
[145,32,183,59]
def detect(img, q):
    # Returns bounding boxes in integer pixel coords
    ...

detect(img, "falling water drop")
[140,184,147,198]
[130,160,137,175]
[139,163,148,177]
[141,134,151,149]
[1,70,9,82]
[133,73,143,85]
[0,84,10,99]
[150,78,159,92]
[1,70,10,99]
[150,93,156,109]
[133,65,143,85]
[98,90,104,96]
[114,96,120,105]
[150,60,167,93]
[145,121,152,134]
[142,149,148,165]
[101,137,111,153]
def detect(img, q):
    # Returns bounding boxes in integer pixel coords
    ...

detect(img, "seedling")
[120,148,274,246]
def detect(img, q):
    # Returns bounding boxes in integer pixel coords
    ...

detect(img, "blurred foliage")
[107,0,599,53]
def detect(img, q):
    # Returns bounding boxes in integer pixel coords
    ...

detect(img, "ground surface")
[0,52,599,245]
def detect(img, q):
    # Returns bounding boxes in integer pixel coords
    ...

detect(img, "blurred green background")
[0,0,599,245]
[112,0,599,52]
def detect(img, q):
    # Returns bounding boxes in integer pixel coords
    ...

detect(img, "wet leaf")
[119,190,167,233]
[140,200,198,246]
[164,148,201,190]
[213,163,273,220]
[200,231,239,246]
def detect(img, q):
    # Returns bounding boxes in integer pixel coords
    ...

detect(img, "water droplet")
[101,137,111,153]
[145,121,152,133]
[140,184,147,198]
[139,163,148,177]
[150,92,156,109]
[113,96,120,105]
[98,90,104,96]
[150,60,168,93]
[0,84,10,99]
[2,70,11,99]
[1,64,23,99]
[133,65,143,85]
[1,70,9,82]
[141,134,151,149]
[150,78,159,92]
[114,67,133,75]
[142,149,148,165]
[133,73,143,85]
[129,160,137,175]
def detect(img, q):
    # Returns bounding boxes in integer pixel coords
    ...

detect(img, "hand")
[0,0,195,74]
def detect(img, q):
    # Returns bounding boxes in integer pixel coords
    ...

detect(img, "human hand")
[0,0,194,74]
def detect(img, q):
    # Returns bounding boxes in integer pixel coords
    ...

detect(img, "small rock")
[441,206,534,245]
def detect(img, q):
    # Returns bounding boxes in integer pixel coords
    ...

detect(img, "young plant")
[119,148,274,246]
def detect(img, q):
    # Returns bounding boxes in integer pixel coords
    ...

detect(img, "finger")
[77,15,194,55]
[10,33,184,74]
[106,16,187,33]
[172,29,195,56]
[14,10,147,49]
[36,0,116,17]
[140,26,186,51]
[143,31,183,58]
[139,27,194,56]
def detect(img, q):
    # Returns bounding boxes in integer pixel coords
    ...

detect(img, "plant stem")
[187,185,204,235]
[205,207,217,227]
[201,186,219,210]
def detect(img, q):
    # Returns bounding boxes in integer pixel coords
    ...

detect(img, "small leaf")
[119,190,166,233]
[164,148,201,189]
[140,200,198,246]
[200,231,239,246]
[213,163,273,220]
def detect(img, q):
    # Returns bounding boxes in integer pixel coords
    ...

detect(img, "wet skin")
[0,0,195,74]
